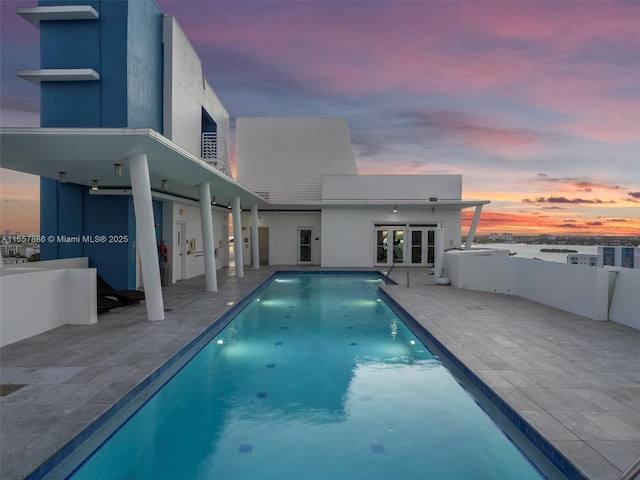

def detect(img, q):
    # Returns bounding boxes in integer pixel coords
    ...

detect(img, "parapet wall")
[446,250,639,330]
[0,266,97,347]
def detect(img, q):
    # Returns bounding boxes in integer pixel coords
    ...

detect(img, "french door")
[375,228,404,266]
[375,225,436,266]
[408,228,435,266]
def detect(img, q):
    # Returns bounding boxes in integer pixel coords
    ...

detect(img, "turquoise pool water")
[67,274,548,479]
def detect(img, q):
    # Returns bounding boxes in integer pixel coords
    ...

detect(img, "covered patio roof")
[0,127,268,209]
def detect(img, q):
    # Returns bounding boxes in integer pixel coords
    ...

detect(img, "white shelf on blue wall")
[17,6,99,27]
[17,69,100,85]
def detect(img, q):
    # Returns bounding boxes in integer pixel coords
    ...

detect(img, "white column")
[251,204,260,269]
[465,204,483,250]
[199,182,217,291]
[232,196,244,277]
[434,227,445,278]
[129,153,164,321]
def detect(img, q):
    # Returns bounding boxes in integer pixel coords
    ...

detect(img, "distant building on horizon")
[568,246,639,269]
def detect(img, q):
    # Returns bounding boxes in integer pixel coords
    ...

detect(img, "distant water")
[471,243,597,263]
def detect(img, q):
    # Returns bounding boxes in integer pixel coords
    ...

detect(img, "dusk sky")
[1,0,639,236]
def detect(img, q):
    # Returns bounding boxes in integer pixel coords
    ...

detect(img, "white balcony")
[201,132,228,174]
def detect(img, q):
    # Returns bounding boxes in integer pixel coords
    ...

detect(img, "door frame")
[297,227,314,264]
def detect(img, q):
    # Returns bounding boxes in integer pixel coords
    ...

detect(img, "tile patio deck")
[1,266,639,479]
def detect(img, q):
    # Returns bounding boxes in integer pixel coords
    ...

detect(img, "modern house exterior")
[1,0,487,334]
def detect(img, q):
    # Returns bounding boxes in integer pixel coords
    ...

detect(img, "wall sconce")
[92,180,99,191]
[393,206,397,213]
[211,196,217,205]
[114,163,122,176]
[162,179,168,190]
[227,201,231,209]
[58,171,66,183]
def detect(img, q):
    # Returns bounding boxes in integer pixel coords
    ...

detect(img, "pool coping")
[26,270,584,479]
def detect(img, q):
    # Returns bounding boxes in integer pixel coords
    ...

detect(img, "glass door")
[392,230,404,262]
[410,230,423,264]
[427,230,435,264]
[298,228,312,263]
[375,229,389,265]
[408,228,435,266]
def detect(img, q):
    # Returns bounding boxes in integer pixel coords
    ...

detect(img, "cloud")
[586,221,603,226]
[401,110,544,155]
[534,175,623,192]
[522,196,615,205]
[558,223,584,229]
[629,192,640,199]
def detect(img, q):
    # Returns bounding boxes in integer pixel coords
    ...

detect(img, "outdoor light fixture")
[393,206,397,213]
[92,180,98,191]
[114,163,122,176]
[162,179,168,190]
[58,171,66,183]
[227,201,231,209]
[211,196,217,205]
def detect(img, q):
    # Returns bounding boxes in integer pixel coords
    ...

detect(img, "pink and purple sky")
[1,0,639,236]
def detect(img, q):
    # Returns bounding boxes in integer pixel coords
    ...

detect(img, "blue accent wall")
[126,0,163,131]
[39,177,59,260]
[37,0,165,290]
[39,0,162,129]
[83,193,132,290]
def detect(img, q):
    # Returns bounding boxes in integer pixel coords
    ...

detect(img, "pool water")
[68,274,547,479]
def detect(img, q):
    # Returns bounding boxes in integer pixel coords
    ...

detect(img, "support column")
[199,182,217,291]
[129,153,164,321]
[232,195,244,277]
[465,204,483,250]
[434,227,445,278]
[251,204,260,269]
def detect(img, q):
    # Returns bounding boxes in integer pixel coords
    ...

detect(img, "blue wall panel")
[98,0,129,127]
[41,83,101,127]
[57,183,84,258]
[83,193,131,290]
[39,178,59,260]
[126,0,163,131]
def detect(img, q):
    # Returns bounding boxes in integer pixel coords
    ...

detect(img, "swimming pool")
[54,273,560,479]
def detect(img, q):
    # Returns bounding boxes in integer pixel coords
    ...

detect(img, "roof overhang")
[319,199,490,210]
[0,127,268,209]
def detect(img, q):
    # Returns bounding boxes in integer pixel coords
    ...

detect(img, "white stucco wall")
[245,212,321,265]
[0,268,97,347]
[447,251,611,322]
[162,17,230,171]
[607,267,640,329]
[235,117,357,200]
[322,175,462,201]
[321,206,462,267]
[167,202,229,283]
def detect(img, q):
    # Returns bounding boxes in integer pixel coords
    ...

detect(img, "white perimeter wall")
[162,17,230,170]
[447,251,640,329]
[322,207,462,267]
[245,212,321,265]
[7,257,89,269]
[0,268,97,347]
[607,267,640,329]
